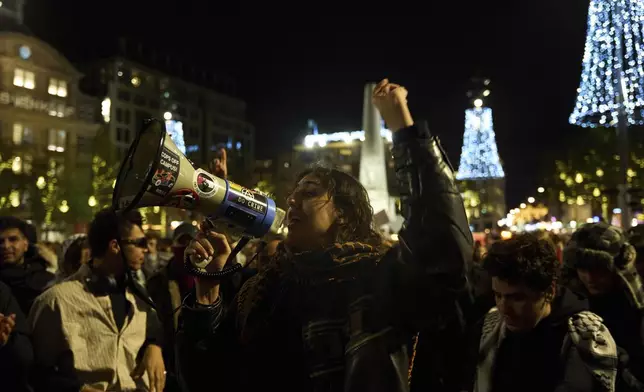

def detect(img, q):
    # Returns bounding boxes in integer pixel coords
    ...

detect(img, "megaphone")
[113,119,286,278]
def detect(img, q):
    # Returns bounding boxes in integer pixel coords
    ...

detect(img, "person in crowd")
[0,216,56,315]
[564,223,644,389]
[56,234,91,281]
[146,221,198,391]
[28,209,166,392]
[0,280,33,392]
[143,231,170,279]
[464,233,618,392]
[627,225,644,279]
[176,79,473,392]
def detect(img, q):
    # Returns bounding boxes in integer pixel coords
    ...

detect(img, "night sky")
[24,0,592,207]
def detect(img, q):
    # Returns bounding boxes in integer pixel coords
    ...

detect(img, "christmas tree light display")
[569,0,644,127]
[456,106,505,180]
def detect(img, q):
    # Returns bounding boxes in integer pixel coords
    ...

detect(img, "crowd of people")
[0,80,643,392]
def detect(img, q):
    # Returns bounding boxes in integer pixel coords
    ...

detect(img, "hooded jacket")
[175,122,473,392]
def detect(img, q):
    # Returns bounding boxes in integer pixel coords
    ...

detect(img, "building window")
[48,103,66,118]
[124,109,131,124]
[116,108,123,122]
[48,78,68,97]
[48,129,66,152]
[116,128,123,142]
[48,159,65,177]
[117,90,131,102]
[12,123,33,145]
[77,136,92,150]
[13,68,35,89]
[134,95,146,106]
[11,155,33,175]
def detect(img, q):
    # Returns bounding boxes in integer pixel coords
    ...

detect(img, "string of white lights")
[570,0,644,127]
[456,107,505,180]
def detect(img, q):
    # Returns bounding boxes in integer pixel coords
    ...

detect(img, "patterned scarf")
[236,241,385,344]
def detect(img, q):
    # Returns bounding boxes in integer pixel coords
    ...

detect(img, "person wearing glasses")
[28,209,166,392]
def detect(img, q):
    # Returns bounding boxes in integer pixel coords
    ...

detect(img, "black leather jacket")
[175,123,473,392]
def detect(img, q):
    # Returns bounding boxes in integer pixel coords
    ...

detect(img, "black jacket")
[0,280,34,392]
[176,123,473,392]
[0,255,55,315]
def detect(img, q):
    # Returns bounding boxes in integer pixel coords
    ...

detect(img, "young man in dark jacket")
[0,280,33,392]
[0,216,56,315]
[464,233,618,392]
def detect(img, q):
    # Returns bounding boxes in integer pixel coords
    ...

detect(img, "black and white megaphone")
[112,118,285,278]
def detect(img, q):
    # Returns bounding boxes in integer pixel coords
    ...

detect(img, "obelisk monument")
[359,83,392,227]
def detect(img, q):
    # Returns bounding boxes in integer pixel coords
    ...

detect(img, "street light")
[527,197,535,203]
[88,196,97,207]
[163,111,172,120]
[520,203,527,209]
[474,99,483,108]
[59,200,70,213]
[36,176,46,190]
[537,187,545,193]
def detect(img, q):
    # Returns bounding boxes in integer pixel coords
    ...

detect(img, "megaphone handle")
[185,236,251,279]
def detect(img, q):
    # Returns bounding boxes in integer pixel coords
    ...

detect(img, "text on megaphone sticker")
[227,184,268,215]
[149,146,180,197]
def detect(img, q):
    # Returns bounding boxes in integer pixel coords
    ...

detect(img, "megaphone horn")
[112,119,285,276]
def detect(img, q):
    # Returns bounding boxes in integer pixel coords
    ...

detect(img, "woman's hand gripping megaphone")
[185,147,233,271]
[185,225,232,273]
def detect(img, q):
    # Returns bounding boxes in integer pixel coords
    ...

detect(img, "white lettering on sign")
[0,91,75,117]
[160,150,179,172]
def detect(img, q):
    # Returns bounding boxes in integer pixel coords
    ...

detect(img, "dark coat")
[0,280,34,392]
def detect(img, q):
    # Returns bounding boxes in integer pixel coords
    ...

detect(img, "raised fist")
[372,78,414,132]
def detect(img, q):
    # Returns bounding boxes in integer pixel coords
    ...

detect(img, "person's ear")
[108,239,120,255]
[545,280,558,303]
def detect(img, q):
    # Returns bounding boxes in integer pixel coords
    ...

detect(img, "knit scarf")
[236,241,384,344]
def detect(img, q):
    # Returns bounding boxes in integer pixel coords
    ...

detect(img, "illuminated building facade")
[292,124,401,223]
[0,15,100,234]
[80,51,255,178]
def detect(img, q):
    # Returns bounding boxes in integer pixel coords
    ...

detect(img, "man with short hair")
[29,208,166,392]
[465,233,618,392]
[0,216,56,315]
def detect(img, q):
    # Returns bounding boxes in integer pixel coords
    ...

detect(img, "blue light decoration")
[569,0,644,127]
[456,107,505,180]
[165,120,186,154]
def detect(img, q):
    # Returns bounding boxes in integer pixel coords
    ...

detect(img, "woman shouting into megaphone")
[177,79,473,392]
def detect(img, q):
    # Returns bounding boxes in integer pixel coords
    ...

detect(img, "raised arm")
[373,79,473,329]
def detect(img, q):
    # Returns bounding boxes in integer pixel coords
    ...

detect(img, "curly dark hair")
[88,208,144,258]
[482,233,560,293]
[295,166,383,247]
